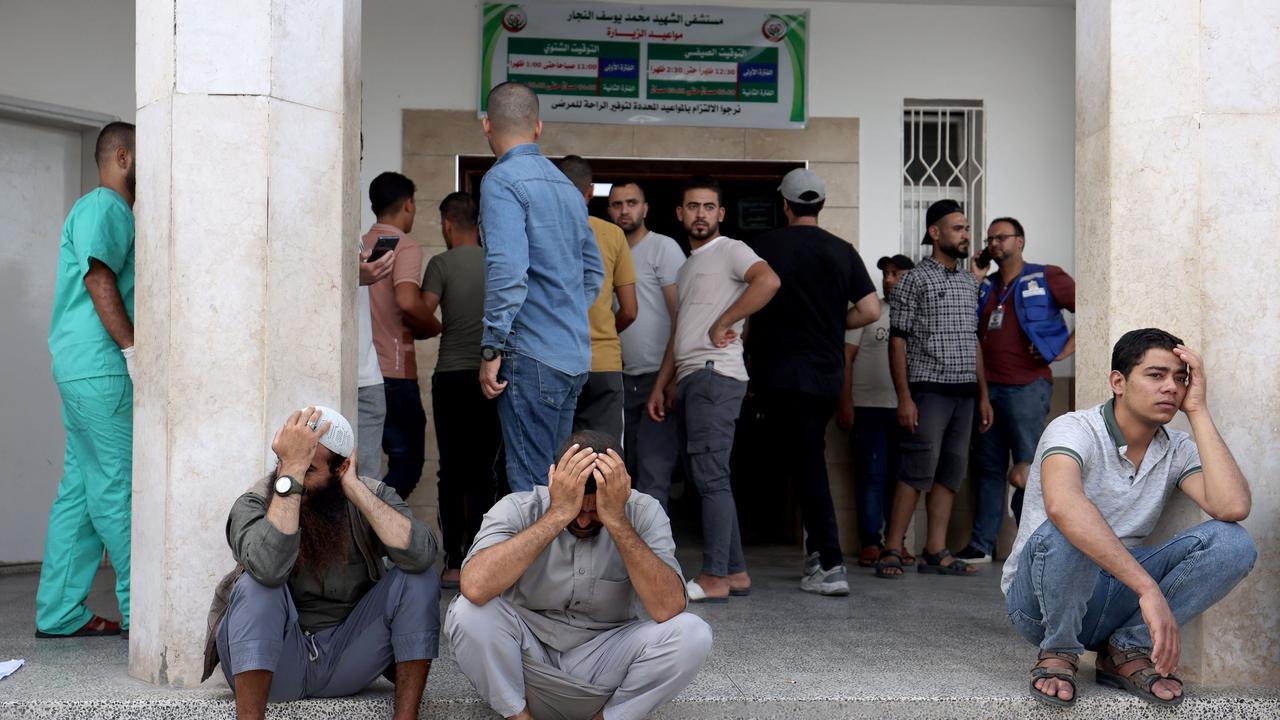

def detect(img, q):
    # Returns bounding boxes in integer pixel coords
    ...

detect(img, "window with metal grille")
[901,100,985,261]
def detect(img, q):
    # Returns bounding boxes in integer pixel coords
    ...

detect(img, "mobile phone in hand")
[975,247,993,270]
[366,235,400,262]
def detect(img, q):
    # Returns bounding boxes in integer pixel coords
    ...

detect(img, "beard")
[566,519,604,539]
[295,474,349,573]
[614,216,641,234]
[941,241,969,259]
[686,221,718,241]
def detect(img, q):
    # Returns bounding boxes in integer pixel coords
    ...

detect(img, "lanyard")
[994,274,1021,309]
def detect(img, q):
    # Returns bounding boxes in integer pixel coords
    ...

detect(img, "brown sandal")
[1028,650,1079,707]
[35,615,121,638]
[1096,644,1184,706]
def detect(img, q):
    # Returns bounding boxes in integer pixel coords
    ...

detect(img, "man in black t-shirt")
[747,169,880,596]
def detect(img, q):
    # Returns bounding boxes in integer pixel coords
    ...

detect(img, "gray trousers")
[446,595,712,720]
[573,371,625,444]
[216,567,440,701]
[677,369,747,577]
[357,383,387,479]
[622,372,679,511]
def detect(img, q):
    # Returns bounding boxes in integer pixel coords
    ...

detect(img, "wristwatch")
[481,345,500,362]
[274,474,305,497]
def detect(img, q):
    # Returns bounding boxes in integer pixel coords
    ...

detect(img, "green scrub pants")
[36,375,133,634]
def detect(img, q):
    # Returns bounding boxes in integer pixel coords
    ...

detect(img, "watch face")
[275,477,292,494]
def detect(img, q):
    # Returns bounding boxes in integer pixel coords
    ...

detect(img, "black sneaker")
[955,545,993,564]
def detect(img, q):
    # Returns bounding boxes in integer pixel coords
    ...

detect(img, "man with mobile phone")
[364,172,441,501]
[958,217,1076,564]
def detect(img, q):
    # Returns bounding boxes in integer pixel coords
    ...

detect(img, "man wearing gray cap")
[201,406,440,720]
[746,168,879,596]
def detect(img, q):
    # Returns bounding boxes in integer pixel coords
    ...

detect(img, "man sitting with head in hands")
[1003,330,1255,708]
[447,429,711,720]
[202,406,440,720]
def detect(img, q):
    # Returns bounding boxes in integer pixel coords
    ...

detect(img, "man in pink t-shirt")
[364,172,440,499]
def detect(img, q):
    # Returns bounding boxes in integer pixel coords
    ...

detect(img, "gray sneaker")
[803,551,821,577]
[801,564,850,596]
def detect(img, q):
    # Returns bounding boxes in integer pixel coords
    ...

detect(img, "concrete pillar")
[130,0,361,686]
[1075,0,1280,685]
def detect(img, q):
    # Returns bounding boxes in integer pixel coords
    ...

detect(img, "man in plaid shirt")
[874,199,993,579]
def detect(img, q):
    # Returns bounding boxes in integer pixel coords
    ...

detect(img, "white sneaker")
[800,564,850,596]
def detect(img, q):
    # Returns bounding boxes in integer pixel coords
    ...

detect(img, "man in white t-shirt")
[647,176,780,603]
[839,253,914,568]
[608,179,686,510]
[357,240,394,479]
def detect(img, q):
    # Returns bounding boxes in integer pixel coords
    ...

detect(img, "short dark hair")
[785,198,824,218]
[94,121,135,169]
[486,81,540,135]
[1111,328,1185,378]
[438,192,478,232]
[609,178,646,201]
[558,154,593,194]
[990,216,1026,239]
[369,172,415,218]
[555,429,620,495]
[681,175,723,206]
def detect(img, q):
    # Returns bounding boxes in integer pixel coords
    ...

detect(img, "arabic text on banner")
[480,2,808,129]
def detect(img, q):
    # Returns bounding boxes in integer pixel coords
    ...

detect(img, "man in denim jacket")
[477,81,604,493]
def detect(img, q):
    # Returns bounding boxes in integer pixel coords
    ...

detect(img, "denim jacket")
[480,144,603,376]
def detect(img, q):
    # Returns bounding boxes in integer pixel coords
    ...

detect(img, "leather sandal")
[1029,650,1079,707]
[874,549,905,579]
[1096,643,1184,706]
[35,615,121,638]
[917,548,978,575]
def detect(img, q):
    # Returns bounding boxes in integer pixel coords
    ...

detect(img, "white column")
[1075,0,1280,686]
[131,0,361,686]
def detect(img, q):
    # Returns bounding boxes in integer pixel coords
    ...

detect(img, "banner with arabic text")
[481,2,808,128]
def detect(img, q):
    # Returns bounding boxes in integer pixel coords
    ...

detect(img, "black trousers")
[759,390,843,570]
[432,369,502,568]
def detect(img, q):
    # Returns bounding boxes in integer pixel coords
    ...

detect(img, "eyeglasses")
[985,233,1021,244]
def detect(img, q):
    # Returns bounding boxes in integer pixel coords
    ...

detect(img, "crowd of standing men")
[36,80,1256,718]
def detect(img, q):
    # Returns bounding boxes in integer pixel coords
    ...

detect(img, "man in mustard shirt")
[37,121,136,638]
[559,156,637,444]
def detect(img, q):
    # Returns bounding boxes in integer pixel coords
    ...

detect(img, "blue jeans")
[496,352,587,493]
[970,379,1053,553]
[851,406,899,548]
[1006,519,1256,654]
[381,378,426,500]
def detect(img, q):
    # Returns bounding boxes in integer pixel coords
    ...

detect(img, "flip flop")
[685,578,729,604]
[729,586,751,597]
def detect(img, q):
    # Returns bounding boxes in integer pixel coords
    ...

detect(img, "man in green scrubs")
[36,121,137,638]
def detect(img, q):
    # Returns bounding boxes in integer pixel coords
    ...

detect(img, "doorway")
[458,156,806,546]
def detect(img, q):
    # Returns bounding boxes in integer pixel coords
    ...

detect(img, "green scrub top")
[48,187,135,383]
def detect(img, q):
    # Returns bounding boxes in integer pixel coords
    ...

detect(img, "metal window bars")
[901,101,986,263]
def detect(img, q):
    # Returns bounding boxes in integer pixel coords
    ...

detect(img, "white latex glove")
[122,345,137,382]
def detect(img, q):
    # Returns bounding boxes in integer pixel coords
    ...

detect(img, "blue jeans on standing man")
[851,406,899,549]
[1006,519,1255,654]
[496,352,587,493]
[381,378,426,500]
[970,379,1052,554]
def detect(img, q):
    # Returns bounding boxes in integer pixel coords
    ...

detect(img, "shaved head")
[485,82,540,136]
[94,121,135,169]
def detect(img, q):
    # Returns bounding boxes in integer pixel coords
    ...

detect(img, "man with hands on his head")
[1004,330,1254,708]
[447,429,712,720]
[202,406,440,720]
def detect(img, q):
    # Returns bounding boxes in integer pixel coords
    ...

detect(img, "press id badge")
[988,306,1006,330]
